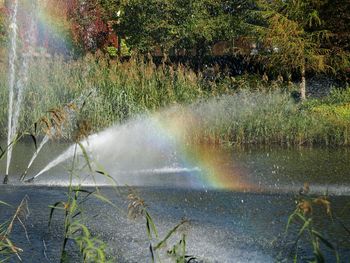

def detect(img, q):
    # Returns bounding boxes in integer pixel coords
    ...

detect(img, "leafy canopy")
[250,0,332,76]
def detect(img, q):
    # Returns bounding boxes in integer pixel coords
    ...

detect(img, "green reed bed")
[0,54,220,137]
[0,54,349,145]
[183,89,350,146]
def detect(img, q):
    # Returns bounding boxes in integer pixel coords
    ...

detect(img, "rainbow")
[31,106,258,191]
[7,0,74,54]
[13,1,257,192]
[150,108,257,191]
[36,1,73,53]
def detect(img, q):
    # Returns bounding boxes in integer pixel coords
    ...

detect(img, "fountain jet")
[20,89,96,182]
[5,0,19,184]
[5,0,37,183]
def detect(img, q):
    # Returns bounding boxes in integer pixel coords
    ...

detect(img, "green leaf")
[149,243,155,263]
[154,220,188,250]
[0,201,11,207]
[145,211,158,239]
[286,208,299,233]
[48,201,65,228]
[77,142,92,172]
[312,230,335,250]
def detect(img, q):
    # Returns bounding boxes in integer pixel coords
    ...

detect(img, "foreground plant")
[48,140,115,263]
[0,196,29,262]
[127,192,197,263]
[49,187,111,263]
[283,184,339,262]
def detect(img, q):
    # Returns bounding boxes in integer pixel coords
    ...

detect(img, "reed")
[0,53,349,146]
[48,187,112,262]
[127,190,196,263]
[0,54,213,138]
[0,196,29,262]
[47,141,116,262]
[280,184,340,262]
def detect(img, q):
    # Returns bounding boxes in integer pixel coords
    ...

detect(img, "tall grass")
[0,196,29,262]
[161,90,350,146]
[0,53,349,145]
[0,53,219,137]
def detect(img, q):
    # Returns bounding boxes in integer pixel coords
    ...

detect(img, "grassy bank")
[0,54,349,145]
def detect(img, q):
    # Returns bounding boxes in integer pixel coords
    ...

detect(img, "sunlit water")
[1,142,350,262]
[2,140,350,195]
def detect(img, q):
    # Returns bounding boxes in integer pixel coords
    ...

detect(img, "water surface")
[1,186,350,262]
[1,141,349,195]
[1,142,350,262]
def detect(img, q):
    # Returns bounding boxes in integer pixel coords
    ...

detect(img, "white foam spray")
[6,0,37,181]
[21,89,96,180]
[6,0,19,179]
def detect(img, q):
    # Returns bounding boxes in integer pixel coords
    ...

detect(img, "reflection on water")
[232,146,350,195]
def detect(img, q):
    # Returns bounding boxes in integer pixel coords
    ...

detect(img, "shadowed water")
[0,186,350,262]
[1,142,350,261]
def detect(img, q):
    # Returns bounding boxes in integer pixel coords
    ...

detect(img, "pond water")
[1,141,350,194]
[0,141,350,262]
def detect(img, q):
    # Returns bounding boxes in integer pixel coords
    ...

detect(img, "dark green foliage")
[318,0,350,77]
[118,0,246,55]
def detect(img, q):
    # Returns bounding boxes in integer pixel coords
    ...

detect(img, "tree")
[251,0,335,100]
[318,0,350,80]
[35,0,74,54]
[98,0,121,22]
[67,0,109,53]
[118,0,246,57]
[178,0,247,58]
[0,6,7,45]
[118,0,170,53]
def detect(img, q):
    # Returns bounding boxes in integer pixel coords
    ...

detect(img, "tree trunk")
[300,64,306,101]
[117,34,121,57]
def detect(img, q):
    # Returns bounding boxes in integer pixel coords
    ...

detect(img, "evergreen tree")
[318,0,350,80]
[251,0,336,100]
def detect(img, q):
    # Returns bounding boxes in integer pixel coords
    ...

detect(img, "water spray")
[5,0,37,183]
[21,89,96,182]
[5,0,19,184]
